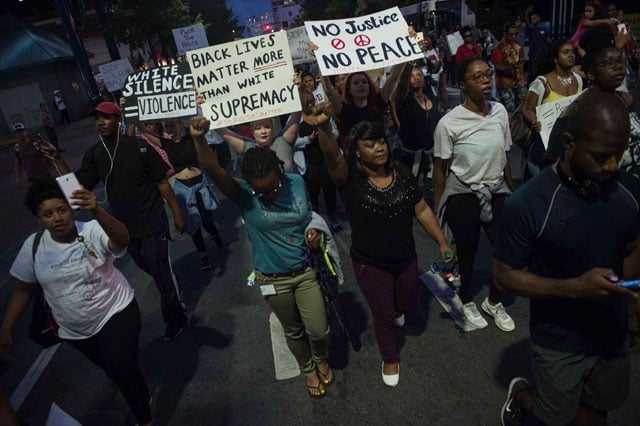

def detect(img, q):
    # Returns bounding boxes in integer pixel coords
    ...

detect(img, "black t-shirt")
[299,121,324,167]
[493,167,640,353]
[397,90,441,151]
[161,135,199,172]
[77,136,170,238]
[340,164,422,269]
[338,93,387,137]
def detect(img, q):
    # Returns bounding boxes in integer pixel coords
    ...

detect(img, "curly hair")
[241,147,283,181]
[532,40,572,76]
[24,177,67,215]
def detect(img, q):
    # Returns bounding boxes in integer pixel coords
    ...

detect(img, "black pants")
[58,109,70,126]
[44,126,60,150]
[191,190,220,253]
[303,162,337,216]
[444,193,507,304]
[128,229,186,327]
[65,300,151,424]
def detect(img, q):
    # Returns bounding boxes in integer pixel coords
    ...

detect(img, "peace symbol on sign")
[354,34,371,47]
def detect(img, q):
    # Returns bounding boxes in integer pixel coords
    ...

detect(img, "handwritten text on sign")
[98,58,135,91]
[536,93,579,149]
[172,23,209,56]
[287,26,315,65]
[188,32,300,129]
[121,63,197,124]
[304,7,422,76]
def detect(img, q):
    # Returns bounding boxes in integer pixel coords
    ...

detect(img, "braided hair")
[241,147,284,181]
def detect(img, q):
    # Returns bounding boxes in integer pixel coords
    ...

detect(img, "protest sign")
[98,58,135,91]
[304,6,423,76]
[187,31,300,129]
[536,93,579,149]
[121,63,197,124]
[445,32,464,56]
[287,26,315,65]
[172,23,209,55]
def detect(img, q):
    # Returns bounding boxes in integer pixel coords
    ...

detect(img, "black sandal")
[317,367,335,386]
[307,381,326,398]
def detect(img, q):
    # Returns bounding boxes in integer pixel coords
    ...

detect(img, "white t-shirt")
[423,48,442,82]
[10,220,134,340]
[434,101,511,187]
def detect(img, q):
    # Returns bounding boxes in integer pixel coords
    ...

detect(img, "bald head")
[565,89,630,144]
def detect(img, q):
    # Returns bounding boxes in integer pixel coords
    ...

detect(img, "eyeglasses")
[465,69,494,83]
[251,177,283,198]
[593,55,627,69]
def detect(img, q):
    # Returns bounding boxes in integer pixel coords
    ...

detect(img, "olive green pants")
[257,268,330,376]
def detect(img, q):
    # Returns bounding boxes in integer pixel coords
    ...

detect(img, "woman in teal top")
[190,116,333,398]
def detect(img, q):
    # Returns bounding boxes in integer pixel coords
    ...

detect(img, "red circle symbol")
[331,38,346,50]
[354,34,371,47]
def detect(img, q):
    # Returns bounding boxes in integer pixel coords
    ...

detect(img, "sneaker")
[164,322,184,341]
[200,255,212,271]
[481,298,515,332]
[462,302,488,330]
[328,216,343,231]
[501,377,530,426]
[393,314,405,327]
[212,233,223,248]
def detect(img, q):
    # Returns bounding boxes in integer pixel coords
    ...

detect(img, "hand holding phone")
[416,32,424,42]
[617,280,640,289]
[56,173,82,209]
[617,23,627,34]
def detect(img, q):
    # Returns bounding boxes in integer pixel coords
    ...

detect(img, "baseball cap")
[12,123,25,132]
[91,101,122,117]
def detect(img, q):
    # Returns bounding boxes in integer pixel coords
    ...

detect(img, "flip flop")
[307,381,326,399]
[317,367,335,386]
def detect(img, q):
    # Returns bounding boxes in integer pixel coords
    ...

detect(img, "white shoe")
[393,314,405,327]
[382,362,399,387]
[481,298,515,332]
[462,302,488,330]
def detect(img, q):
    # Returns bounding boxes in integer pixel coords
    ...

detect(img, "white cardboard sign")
[536,94,579,149]
[172,23,209,55]
[287,26,315,65]
[97,58,135,91]
[187,32,300,129]
[304,6,423,76]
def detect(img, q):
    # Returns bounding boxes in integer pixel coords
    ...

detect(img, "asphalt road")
[0,90,638,425]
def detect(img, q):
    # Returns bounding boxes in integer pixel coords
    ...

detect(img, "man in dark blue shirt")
[493,90,640,425]
[525,6,551,84]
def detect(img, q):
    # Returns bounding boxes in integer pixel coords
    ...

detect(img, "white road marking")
[10,344,60,410]
[269,312,300,380]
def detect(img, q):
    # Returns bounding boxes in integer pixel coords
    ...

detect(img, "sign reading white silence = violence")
[121,63,197,124]
[304,6,423,76]
[187,31,300,129]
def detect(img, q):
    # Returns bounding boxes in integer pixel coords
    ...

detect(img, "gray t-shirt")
[243,135,294,173]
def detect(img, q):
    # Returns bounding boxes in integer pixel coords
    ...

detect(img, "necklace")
[556,73,573,86]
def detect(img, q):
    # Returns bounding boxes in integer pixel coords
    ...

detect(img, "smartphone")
[617,280,640,289]
[617,23,627,34]
[416,32,424,42]
[56,173,82,209]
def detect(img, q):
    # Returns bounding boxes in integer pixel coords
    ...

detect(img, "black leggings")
[65,299,151,424]
[444,193,507,304]
[191,190,220,253]
[303,163,337,216]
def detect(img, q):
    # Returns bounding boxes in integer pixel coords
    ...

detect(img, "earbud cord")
[97,129,120,204]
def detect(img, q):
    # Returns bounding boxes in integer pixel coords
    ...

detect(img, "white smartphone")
[56,173,82,209]
[617,23,627,34]
[416,32,424,42]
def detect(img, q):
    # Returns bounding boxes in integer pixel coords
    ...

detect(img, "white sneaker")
[382,362,399,387]
[462,302,488,330]
[393,314,405,327]
[481,298,515,332]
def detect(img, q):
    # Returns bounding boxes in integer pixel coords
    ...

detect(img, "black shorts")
[530,340,630,425]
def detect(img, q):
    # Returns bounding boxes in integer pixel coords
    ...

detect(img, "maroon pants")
[352,256,418,363]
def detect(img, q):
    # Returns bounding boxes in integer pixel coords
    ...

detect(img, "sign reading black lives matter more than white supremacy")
[305,6,423,76]
[121,63,197,124]
[187,31,300,129]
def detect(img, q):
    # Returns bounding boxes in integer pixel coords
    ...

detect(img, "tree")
[108,0,201,61]
[297,0,392,20]
[188,0,243,45]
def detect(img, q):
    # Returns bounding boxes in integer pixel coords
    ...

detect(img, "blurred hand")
[189,117,210,138]
[573,268,638,300]
[305,228,321,249]
[39,140,60,161]
[70,187,97,212]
